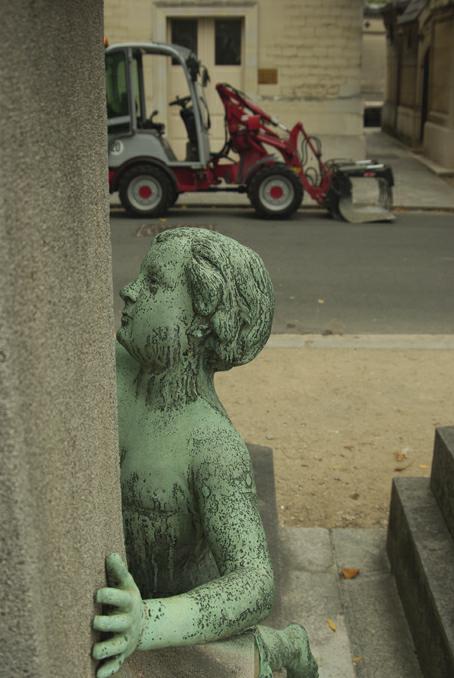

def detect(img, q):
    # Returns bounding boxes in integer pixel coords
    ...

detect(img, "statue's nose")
[120,279,139,303]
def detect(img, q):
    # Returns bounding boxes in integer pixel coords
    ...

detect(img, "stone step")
[387,477,454,678]
[248,443,282,620]
[430,426,454,540]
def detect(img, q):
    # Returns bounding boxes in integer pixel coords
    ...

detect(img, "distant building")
[382,0,454,170]
[362,2,387,127]
[104,0,366,160]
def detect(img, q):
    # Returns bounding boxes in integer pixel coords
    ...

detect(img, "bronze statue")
[92,228,318,678]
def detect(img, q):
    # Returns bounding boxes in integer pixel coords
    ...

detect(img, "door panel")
[208,18,243,153]
[167,17,244,160]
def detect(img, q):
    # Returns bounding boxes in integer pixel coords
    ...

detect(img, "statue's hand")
[92,553,144,678]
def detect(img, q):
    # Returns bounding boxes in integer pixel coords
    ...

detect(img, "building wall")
[362,16,387,103]
[383,0,454,169]
[0,2,129,676]
[104,0,366,159]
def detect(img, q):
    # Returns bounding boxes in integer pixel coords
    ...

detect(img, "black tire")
[168,190,179,208]
[247,165,303,219]
[119,164,173,218]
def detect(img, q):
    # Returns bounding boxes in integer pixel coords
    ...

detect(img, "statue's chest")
[120,415,194,517]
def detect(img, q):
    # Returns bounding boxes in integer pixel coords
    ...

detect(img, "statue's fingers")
[105,553,133,587]
[96,587,131,609]
[93,613,131,633]
[96,655,125,678]
[92,635,128,661]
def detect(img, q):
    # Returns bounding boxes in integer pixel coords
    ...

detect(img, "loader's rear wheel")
[119,165,172,218]
[248,166,303,219]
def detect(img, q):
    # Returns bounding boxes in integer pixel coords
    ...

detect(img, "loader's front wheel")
[248,166,303,219]
[119,165,172,218]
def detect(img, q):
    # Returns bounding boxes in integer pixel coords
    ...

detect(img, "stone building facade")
[362,3,387,125]
[104,0,366,159]
[382,0,454,170]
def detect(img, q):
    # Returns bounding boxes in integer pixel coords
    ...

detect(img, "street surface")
[111,207,454,335]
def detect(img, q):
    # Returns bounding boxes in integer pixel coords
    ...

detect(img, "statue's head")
[117,227,274,373]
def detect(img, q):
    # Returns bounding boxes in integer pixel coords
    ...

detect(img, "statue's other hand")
[92,553,144,678]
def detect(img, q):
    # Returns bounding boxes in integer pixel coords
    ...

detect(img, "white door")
[167,16,244,161]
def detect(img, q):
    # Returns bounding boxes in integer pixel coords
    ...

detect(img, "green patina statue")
[92,228,318,678]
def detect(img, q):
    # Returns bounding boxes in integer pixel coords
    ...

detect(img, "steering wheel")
[169,95,192,108]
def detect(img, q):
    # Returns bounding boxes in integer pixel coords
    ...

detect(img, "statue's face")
[117,236,195,370]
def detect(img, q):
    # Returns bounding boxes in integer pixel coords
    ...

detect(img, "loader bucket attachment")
[325,161,395,224]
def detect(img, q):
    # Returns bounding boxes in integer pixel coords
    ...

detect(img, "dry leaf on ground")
[327,618,337,632]
[394,450,408,462]
[340,567,360,579]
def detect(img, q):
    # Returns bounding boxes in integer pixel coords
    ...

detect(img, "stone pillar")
[0,2,127,676]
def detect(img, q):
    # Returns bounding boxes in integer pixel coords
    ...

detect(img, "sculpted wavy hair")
[155,228,275,371]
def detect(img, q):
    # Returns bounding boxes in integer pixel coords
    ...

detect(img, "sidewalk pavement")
[365,129,454,210]
[110,129,454,212]
[272,527,422,678]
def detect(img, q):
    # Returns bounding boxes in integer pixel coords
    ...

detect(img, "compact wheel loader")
[106,42,394,222]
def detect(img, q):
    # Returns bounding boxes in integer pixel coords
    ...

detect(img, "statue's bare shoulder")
[189,401,253,482]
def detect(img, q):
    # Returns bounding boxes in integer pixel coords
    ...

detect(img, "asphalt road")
[110,207,454,334]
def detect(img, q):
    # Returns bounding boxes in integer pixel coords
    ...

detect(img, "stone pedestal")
[123,633,256,678]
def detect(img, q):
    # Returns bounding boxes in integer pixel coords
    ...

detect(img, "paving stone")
[280,527,335,573]
[278,567,354,678]
[340,572,422,678]
[331,528,390,574]
[314,615,356,678]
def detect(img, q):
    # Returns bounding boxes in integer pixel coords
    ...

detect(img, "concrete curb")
[266,334,454,350]
[110,203,454,214]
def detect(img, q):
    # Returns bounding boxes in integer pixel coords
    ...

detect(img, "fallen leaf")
[340,567,360,580]
[394,450,408,462]
[419,464,429,470]
[327,618,337,632]
[318,298,325,304]
[352,656,363,665]
[344,445,354,451]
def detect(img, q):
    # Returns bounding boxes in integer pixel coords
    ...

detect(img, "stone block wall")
[383,0,454,169]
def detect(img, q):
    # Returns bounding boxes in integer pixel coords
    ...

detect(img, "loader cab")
[105,42,211,168]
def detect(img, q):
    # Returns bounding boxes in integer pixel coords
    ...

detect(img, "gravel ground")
[216,345,454,528]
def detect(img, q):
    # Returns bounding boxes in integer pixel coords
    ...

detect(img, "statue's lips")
[121,313,132,326]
